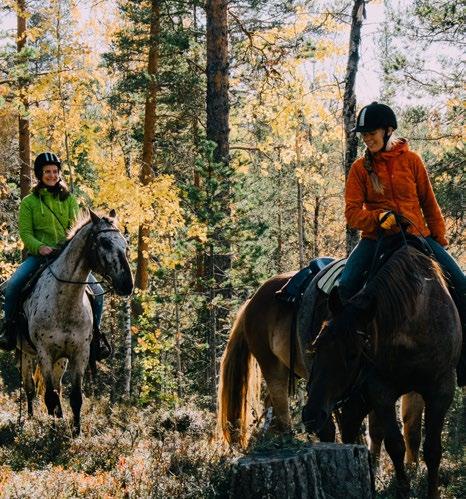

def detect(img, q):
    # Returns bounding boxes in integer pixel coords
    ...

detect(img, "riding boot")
[0,319,17,351]
[94,326,112,361]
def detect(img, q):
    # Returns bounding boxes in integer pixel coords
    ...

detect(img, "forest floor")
[0,387,464,498]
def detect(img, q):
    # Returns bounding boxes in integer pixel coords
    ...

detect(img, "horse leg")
[340,394,370,445]
[374,403,410,498]
[68,357,86,437]
[401,392,424,465]
[51,358,68,418]
[19,352,36,417]
[423,387,454,499]
[262,393,274,434]
[260,359,291,434]
[316,416,336,442]
[39,353,61,417]
[369,410,385,465]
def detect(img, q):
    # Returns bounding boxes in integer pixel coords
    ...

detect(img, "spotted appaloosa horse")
[302,246,461,498]
[18,210,133,435]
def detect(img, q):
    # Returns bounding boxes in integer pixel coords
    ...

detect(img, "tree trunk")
[123,298,132,398]
[313,196,320,258]
[296,134,305,269]
[53,1,74,192]
[206,0,229,165]
[231,443,374,498]
[205,0,230,399]
[343,0,365,255]
[134,0,160,293]
[173,268,182,399]
[17,0,30,199]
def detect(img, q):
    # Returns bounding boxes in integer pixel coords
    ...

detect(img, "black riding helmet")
[34,152,61,180]
[353,102,397,133]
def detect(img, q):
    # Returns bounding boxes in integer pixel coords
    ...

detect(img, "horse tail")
[32,363,45,398]
[217,300,261,448]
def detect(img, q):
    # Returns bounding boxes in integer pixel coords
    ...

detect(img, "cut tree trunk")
[230,443,374,498]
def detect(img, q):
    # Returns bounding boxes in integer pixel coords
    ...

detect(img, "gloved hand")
[379,211,397,229]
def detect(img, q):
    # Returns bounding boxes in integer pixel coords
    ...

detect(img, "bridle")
[46,224,123,293]
[309,326,374,411]
[333,329,373,410]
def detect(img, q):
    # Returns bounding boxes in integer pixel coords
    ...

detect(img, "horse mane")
[67,211,116,240]
[67,212,91,240]
[362,246,446,338]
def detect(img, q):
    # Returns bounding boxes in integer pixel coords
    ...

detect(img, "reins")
[334,330,373,410]
[367,211,433,280]
[44,226,120,294]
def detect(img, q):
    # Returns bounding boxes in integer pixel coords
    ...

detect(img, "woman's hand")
[379,211,397,229]
[39,245,54,256]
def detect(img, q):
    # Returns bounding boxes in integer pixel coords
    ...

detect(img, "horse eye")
[100,239,112,251]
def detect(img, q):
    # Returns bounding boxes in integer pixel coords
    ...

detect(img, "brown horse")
[216,268,427,453]
[302,246,461,498]
[217,272,303,448]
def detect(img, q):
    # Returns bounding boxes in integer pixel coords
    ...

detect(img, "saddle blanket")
[317,258,347,295]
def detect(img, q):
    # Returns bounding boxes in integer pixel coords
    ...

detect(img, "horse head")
[87,209,134,296]
[302,287,376,433]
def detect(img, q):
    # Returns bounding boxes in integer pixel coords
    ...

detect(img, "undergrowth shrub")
[0,419,71,470]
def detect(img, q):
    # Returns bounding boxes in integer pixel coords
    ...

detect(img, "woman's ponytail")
[363,149,384,194]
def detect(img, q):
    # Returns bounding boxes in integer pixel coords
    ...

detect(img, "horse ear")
[328,286,344,316]
[109,208,116,218]
[89,209,101,225]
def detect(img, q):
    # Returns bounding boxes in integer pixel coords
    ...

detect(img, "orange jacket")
[345,139,447,246]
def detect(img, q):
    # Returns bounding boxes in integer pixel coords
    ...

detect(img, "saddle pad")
[317,258,347,295]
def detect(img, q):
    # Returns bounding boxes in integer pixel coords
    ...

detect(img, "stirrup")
[275,289,295,304]
[0,321,16,351]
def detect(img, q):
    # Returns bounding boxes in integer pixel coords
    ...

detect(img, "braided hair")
[363,149,384,194]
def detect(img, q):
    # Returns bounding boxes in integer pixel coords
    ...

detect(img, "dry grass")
[0,388,463,498]
[0,395,234,498]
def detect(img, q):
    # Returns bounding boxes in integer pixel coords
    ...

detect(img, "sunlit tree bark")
[205,0,230,398]
[17,0,30,199]
[135,0,160,293]
[343,0,366,253]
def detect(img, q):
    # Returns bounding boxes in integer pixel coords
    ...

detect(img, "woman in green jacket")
[0,153,108,357]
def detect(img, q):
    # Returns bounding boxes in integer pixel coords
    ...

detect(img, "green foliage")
[135,313,178,405]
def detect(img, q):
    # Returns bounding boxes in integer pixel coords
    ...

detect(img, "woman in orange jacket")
[338,102,465,385]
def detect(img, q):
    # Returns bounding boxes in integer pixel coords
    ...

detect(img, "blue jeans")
[87,274,104,327]
[4,256,42,320]
[338,239,377,301]
[338,236,466,316]
[426,238,466,321]
[4,256,104,326]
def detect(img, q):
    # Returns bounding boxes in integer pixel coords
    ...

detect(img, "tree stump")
[230,443,374,498]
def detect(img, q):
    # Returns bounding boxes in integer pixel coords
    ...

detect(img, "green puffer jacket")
[19,189,79,255]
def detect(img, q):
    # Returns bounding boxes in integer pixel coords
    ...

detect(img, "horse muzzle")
[112,274,134,296]
[302,404,330,434]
